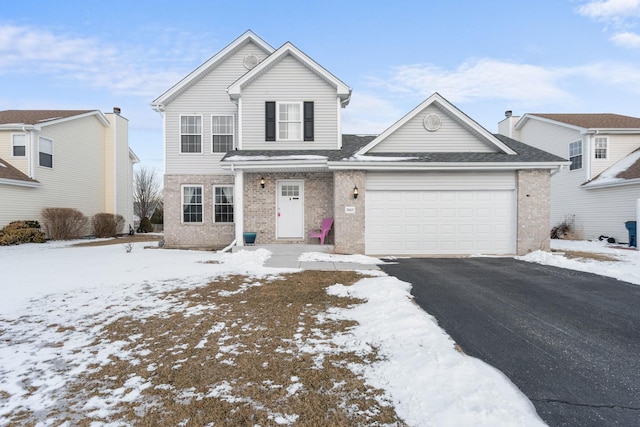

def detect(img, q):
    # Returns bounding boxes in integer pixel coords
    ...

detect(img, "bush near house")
[137,217,154,233]
[92,213,125,238]
[41,208,89,240]
[0,221,46,245]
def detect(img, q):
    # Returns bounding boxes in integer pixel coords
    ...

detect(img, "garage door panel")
[366,189,515,255]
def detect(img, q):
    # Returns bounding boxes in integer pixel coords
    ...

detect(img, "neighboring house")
[152,31,565,256]
[0,109,139,233]
[499,112,640,243]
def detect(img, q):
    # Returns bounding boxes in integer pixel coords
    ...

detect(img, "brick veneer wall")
[243,172,334,244]
[163,174,235,249]
[516,169,551,254]
[333,170,366,254]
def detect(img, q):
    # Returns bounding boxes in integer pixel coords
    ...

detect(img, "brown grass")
[72,234,163,247]
[558,250,620,262]
[4,271,406,426]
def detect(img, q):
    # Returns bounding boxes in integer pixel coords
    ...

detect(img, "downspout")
[113,109,118,217]
[22,126,33,178]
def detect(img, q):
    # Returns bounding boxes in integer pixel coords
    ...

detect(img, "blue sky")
[2,0,640,171]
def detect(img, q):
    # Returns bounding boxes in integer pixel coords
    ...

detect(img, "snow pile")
[298,251,387,264]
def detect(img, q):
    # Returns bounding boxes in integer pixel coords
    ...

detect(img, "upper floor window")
[569,141,582,171]
[39,136,53,168]
[594,137,608,159]
[12,134,26,157]
[212,115,234,152]
[180,115,202,153]
[182,185,203,223]
[265,101,314,142]
[214,185,234,223]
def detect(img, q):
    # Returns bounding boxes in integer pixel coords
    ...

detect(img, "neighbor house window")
[182,185,203,223]
[180,115,202,153]
[39,136,53,168]
[594,137,608,159]
[12,134,26,157]
[569,141,582,171]
[277,102,302,141]
[212,115,234,152]
[214,186,234,223]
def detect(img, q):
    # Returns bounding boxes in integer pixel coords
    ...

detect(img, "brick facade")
[333,170,366,254]
[516,169,551,254]
[164,174,235,249]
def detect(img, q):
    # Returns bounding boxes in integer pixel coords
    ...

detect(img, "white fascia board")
[37,110,109,128]
[0,178,41,188]
[152,30,274,110]
[515,114,586,133]
[583,128,640,135]
[129,148,140,163]
[356,92,516,155]
[582,177,640,190]
[0,124,35,130]
[221,159,328,171]
[227,42,351,103]
[327,161,568,171]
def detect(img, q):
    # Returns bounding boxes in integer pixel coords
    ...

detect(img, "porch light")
[353,185,359,199]
[260,177,265,189]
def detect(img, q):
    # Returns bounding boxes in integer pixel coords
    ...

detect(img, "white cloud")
[342,92,405,134]
[610,30,640,46]
[0,24,193,98]
[373,59,575,106]
[578,0,640,20]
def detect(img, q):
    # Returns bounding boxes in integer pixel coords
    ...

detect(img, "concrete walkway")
[231,244,380,271]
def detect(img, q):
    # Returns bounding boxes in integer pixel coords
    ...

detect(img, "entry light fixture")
[353,185,359,199]
[260,177,265,189]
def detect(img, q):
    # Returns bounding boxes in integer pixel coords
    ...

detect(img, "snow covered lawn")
[0,239,598,426]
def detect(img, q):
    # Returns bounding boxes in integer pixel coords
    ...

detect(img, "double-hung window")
[180,115,202,153]
[569,141,582,171]
[594,137,608,159]
[39,136,53,168]
[212,115,234,152]
[278,102,302,141]
[214,186,234,223]
[265,101,314,141]
[182,185,203,223]
[12,134,26,157]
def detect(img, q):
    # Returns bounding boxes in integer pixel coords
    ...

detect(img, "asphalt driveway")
[380,258,640,427]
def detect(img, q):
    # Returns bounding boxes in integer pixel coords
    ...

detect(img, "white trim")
[213,184,235,223]
[336,97,342,149]
[0,177,40,187]
[181,184,204,223]
[237,98,243,150]
[583,177,640,189]
[179,114,203,154]
[211,114,235,153]
[568,140,583,171]
[594,136,608,160]
[515,114,586,132]
[327,161,568,171]
[356,93,516,156]
[228,42,351,104]
[38,136,53,169]
[276,101,303,141]
[152,30,274,109]
[11,133,26,158]
[234,171,244,245]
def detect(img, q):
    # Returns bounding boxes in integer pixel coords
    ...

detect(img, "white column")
[636,198,640,250]
[235,170,244,246]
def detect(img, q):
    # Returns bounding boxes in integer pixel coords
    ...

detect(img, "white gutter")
[326,161,569,171]
[0,178,41,188]
[220,159,328,171]
[582,177,640,190]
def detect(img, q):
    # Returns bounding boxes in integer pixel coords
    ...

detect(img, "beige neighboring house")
[152,31,566,256]
[500,112,640,243]
[0,109,139,233]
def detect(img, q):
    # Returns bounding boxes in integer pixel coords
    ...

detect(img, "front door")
[277,180,304,239]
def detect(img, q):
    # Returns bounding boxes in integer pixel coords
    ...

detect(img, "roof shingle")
[0,157,39,185]
[0,110,94,125]
[530,113,640,129]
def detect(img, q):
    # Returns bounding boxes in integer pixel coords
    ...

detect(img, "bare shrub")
[0,221,46,245]
[41,208,88,240]
[550,214,577,239]
[92,213,125,238]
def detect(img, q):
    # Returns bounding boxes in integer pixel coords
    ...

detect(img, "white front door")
[277,180,304,239]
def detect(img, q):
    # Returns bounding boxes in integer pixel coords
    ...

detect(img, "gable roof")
[151,30,274,110]
[227,41,351,106]
[356,93,516,155]
[0,157,40,187]
[0,110,99,127]
[516,113,640,131]
[583,148,640,189]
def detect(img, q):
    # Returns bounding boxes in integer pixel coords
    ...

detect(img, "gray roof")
[222,134,566,164]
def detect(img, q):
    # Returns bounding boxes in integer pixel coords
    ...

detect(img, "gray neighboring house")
[500,112,640,243]
[152,30,565,256]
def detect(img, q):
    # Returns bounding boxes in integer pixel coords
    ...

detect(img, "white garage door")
[365,172,516,255]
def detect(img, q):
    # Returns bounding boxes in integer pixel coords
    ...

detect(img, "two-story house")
[0,109,139,232]
[152,31,566,256]
[499,112,640,243]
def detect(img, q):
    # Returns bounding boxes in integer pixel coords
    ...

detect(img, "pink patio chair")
[309,217,333,245]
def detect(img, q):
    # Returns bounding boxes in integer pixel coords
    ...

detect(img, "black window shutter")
[303,101,314,141]
[265,101,276,141]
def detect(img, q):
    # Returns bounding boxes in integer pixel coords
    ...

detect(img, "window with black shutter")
[265,101,276,141]
[304,101,314,141]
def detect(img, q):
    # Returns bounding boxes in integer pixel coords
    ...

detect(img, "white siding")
[240,55,339,150]
[370,105,497,153]
[164,42,269,174]
[590,134,640,177]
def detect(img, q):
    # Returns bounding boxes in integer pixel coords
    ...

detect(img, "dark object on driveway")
[381,258,640,427]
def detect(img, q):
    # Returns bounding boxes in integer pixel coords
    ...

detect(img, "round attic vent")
[423,113,442,132]
[243,54,259,70]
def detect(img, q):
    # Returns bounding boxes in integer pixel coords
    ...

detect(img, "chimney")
[113,107,121,115]
[498,110,519,139]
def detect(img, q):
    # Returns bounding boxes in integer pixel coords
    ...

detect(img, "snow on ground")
[3,238,630,425]
[298,251,386,265]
